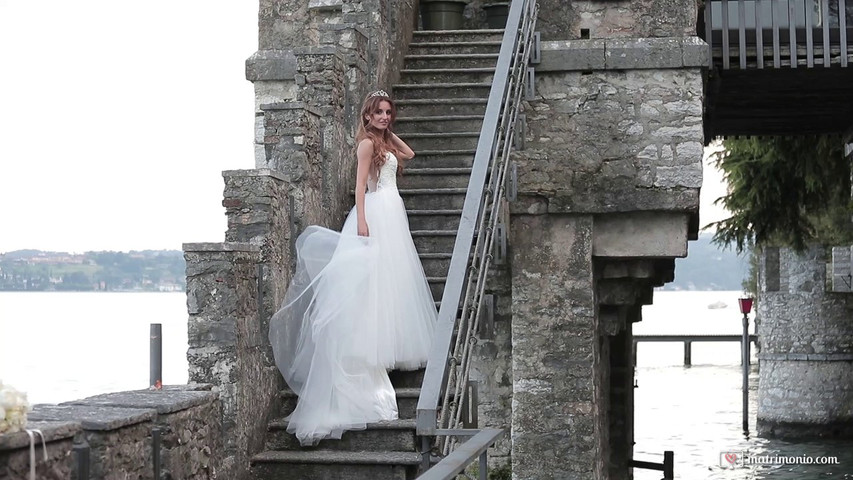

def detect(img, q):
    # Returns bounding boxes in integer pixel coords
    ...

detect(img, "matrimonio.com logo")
[720,451,841,468]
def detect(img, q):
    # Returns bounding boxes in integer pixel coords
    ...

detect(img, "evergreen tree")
[709,136,852,252]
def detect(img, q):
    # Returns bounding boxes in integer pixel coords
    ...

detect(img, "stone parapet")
[0,386,221,479]
[0,421,79,480]
[539,37,709,72]
[538,0,700,40]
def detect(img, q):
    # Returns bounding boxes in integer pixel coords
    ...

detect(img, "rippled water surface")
[634,291,853,479]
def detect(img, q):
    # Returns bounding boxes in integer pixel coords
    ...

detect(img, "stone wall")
[183,243,278,479]
[511,39,706,218]
[758,246,853,438]
[0,386,220,480]
[461,0,701,39]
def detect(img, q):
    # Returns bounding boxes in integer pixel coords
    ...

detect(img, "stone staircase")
[249,28,503,480]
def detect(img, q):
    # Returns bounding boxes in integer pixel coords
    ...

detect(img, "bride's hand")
[358,220,370,237]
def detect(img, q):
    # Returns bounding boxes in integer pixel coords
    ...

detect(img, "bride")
[268,90,438,446]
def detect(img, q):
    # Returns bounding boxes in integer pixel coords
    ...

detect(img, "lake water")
[0,291,188,404]
[1,290,850,478]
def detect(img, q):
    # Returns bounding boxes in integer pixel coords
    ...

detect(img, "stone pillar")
[510,214,603,479]
[183,243,278,480]
[757,246,853,438]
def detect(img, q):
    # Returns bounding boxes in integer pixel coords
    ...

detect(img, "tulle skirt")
[269,186,438,446]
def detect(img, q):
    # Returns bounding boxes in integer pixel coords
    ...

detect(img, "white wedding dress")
[269,152,438,446]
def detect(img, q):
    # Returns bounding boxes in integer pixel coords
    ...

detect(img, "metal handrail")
[416,429,504,480]
[415,0,538,467]
[704,0,851,69]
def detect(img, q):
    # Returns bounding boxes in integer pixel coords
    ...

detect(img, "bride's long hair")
[355,93,403,176]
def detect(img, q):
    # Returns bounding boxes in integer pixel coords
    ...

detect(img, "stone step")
[395,115,484,134]
[395,98,488,117]
[412,29,505,43]
[420,252,453,279]
[279,388,421,420]
[412,230,457,254]
[388,368,425,388]
[265,418,418,452]
[404,53,499,69]
[250,450,420,480]
[398,67,495,84]
[428,276,448,301]
[407,209,464,231]
[399,131,480,152]
[399,167,473,189]
[393,82,492,100]
[408,40,502,55]
[400,188,467,210]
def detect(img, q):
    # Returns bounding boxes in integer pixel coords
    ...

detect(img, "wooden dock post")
[683,341,692,366]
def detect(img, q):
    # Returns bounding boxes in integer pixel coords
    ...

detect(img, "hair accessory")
[369,89,390,98]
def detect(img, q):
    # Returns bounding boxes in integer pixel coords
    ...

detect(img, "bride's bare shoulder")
[357,139,374,160]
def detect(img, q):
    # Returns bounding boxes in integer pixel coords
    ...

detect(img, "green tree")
[709,135,852,252]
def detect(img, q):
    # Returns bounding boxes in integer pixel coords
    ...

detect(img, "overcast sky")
[0,1,729,254]
[0,1,258,253]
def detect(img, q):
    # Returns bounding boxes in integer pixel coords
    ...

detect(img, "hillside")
[1,235,747,292]
[0,250,185,292]
[662,233,749,291]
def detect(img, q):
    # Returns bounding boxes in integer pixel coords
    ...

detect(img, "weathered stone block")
[540,40,606,71]
[245,49,298,82]
[593,212,690,258]
[606,37,683,70]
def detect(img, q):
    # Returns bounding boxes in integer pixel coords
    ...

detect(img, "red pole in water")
[738,298,753,431]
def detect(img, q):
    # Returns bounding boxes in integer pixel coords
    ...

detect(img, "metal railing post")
[153,427,162,478]
[150,323,162,389]
[664,450,674,479]
[73,439,90,480]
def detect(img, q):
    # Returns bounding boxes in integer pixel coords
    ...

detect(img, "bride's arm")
[355,139,373,237]
[390,132,415,160]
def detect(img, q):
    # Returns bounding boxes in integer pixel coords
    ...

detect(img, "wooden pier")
[633,334,759,366]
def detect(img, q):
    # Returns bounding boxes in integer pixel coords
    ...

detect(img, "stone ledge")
[758,353,853,362]
[63,385,218,415]
[539,37,710,72]
[293,45,338,56]
[222,168,288,182]
[0,420,80,451]
[182,242,261,253]
[246,49,297,82]
[259,102,322,117]
[29,404,154,431]
[509,188,700,216]
[308,0,343,10]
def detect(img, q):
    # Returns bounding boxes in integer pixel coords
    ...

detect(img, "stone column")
[757,246,853,438]
[510,214,603,479]
[183,242,278,480]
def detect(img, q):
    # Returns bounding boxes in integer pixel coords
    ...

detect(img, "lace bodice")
[367,152,398,192]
